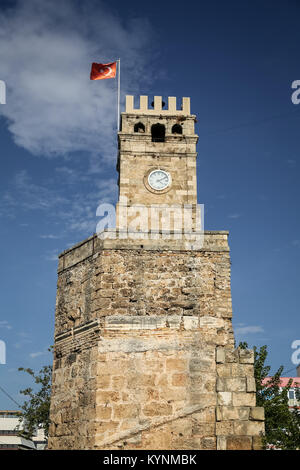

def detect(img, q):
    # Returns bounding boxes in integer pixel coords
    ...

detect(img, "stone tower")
[48,96,264,450]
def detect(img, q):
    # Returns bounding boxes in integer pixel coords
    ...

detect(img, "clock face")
[148,170,171,191]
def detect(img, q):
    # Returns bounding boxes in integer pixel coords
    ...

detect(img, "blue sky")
[0,0,300,409]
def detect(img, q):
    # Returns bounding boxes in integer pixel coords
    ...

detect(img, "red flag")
[90,62,117,80]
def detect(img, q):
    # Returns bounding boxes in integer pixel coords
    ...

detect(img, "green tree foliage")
[239,342,300,450]
[18,364,52,438]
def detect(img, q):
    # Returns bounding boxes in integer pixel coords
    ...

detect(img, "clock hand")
[157,176,168,183]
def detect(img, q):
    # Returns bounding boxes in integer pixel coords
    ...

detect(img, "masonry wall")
[116,97,198,230]
[48,233,264,450]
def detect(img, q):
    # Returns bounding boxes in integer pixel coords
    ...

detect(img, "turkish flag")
[90,62,117,80]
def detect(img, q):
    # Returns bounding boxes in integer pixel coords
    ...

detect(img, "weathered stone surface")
[217,406,249,421]
[227,436,252,450]
[216,347,226,364]
[252,435,264,450]
[49,243,264,450]
[216,421,234,436]
[48,94,264,450]
[234,421,265,436]
[250,407,265,421]
[247,376,256,392]
[239,349,254,364]
[217,436,227,450]
[232,392,256,407]
[217,392,232,406]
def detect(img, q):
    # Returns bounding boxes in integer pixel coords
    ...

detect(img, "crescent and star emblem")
[99,66,113,77]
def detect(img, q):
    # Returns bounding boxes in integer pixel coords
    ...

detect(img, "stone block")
[250,407,265,421]
[225,377,247,392]
[192,422,216,437]
[127,374,156,388]
[96,375,111,389]
[200,436,216,450]
[199,316,224,328]
[193,407,215,423]
[183,316,199,330]
[237,407,250,420]
[216,421,234,436]
[216,406,222,421]
[159,386,187,401]
[224,349,239,363]
[166,358,187,372]
[189,392,217,407]
[218,406,239,420]
[112,376,126,389]
[232,392,256,407]
[96,405,112,420]
[189,357,214,373]
[231,363,254,377]
[234,421,265,436]
[142,402,173,417]
[217,363,232,377]
[216,377,225,392]
[252,435,264,450]
[113,404,139,419]
[239,349,254,364]
[96,421,119,434]
[217,436,227,450]
[170,417,192,437]
[96,390,121,405]
[226,435,252,450]
[217,392,232,406]
[216,347,225,363]
[246,376,256,392]
[172,373,187,387]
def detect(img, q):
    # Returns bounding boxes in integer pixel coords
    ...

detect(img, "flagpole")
[117,58,120,131]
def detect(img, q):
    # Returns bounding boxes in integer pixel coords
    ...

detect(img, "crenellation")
[125,95,191,115]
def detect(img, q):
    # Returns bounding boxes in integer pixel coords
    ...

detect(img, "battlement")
[125,95,191,115]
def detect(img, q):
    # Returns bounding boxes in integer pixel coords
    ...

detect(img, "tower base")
[48,231,264,450]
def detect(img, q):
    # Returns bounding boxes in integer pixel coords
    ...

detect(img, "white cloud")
[12,169,68,210]
[1,168,118,239]
[40,234,62,239]
[55,166,89,184]
[44,249,61,262]
[13,332,33,349]
[29,351,48,359]
[235,325,264,335]
[14,340,32,349]
[0,0,154,159]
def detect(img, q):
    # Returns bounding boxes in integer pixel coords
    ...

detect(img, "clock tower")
[116,95,199,235]
[48,95,264,451]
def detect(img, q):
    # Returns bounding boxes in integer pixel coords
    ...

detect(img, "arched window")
[134,122,145,133]
[151,123,165,142]
[172,123,182,134]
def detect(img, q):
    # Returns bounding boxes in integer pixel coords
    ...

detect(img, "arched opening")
[172,123,182,134]
[134,122,145,133]
[151,123,165,142]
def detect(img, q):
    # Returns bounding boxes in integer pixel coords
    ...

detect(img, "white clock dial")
[148,170,170,191]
